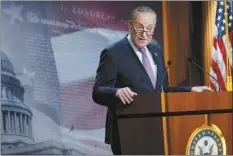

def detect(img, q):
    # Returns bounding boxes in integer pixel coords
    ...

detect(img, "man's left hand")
[191,86,213,92]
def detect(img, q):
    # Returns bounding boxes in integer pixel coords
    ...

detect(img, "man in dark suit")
[92,6,212,155]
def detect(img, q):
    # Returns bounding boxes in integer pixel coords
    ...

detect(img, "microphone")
[187,57,221,92]
[161,60,172,93]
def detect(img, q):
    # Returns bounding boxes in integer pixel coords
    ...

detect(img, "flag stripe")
[210,67,218,91]
[213,36,218,49]
[217,37,227,66]
[212,44,227,84]
[210,80,217,91]
[229,32,233,47]
[211,59,226,90]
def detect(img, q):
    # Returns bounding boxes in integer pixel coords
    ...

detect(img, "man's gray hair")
[130,6,157,21]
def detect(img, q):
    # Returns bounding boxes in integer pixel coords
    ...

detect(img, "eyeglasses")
[130,22,154,36]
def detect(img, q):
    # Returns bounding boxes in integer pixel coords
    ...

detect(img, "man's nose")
[139,31,147,38]
[142,31,147,37]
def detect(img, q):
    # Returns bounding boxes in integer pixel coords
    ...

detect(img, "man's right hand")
[115,87,138,104]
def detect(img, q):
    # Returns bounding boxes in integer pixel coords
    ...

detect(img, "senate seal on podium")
[186,124,226,155]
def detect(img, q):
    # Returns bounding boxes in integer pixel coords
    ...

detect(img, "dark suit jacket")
[92,35,191,145]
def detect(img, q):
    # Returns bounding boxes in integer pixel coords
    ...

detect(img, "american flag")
[210,1,233,91]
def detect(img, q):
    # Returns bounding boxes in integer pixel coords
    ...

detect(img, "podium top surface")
[116,91,233,116]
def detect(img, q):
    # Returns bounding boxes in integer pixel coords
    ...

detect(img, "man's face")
[129,12,156,48]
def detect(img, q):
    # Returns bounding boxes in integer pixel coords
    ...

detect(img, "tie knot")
[138,47,146,53]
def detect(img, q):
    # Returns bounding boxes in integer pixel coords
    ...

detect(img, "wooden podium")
[116,92,233,155]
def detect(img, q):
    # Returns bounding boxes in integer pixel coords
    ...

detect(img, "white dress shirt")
[127,35,157,80]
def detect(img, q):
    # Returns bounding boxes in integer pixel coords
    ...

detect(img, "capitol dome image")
[1,50,112,155]
[1,50,34,150]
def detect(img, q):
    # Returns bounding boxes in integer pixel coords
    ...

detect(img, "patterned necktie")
[138,47,156,88]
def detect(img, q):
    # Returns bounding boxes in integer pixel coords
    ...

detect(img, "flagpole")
[224,1,232,91]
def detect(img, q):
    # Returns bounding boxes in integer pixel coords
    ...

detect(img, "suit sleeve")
[92,49,119,107]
